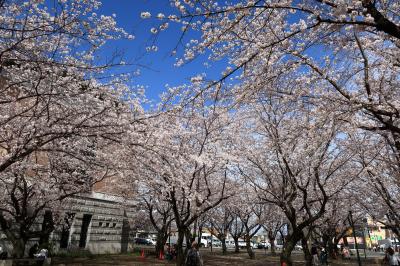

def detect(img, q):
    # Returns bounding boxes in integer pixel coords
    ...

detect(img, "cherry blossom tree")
[0,0,139,257]
[228,209,245,253]
[150,2,400,242]
[122,101,235,266]
[354,132,400,240]
[238,202,263,260]
[205,204,234,254]
[165,0,400,140]
[262,204,286,255]
[141,186,175,256]
[234,96,359,266]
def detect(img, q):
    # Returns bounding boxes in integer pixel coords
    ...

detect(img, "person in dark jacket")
[185,242,203,266]
[29,243,39,258]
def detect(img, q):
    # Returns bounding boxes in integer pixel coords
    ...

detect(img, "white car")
[226,240,236,247]
[146,238,156,245]
[208,239,222,247]
[238,241,247,249]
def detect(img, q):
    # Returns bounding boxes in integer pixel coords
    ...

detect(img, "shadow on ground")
[51,250,385,266]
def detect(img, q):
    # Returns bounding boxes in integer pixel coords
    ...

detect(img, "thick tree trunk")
[233,237,240,253]
[280,232,300,266]
[322,233,337,259]
[185,228,192,247]
[333,238,341,259]
[269,235,276,255]
[327,238,337,259]
[281,246,294,266]
[343,236,349,247]
[176,228,186,266]
[197,226,203,246]
[221,238,227,255]
[12,238,27,258]
[321,234,329,252]
[245,236,255,259]
[301,236,312,266]
[0,214,28,258]
[155,229,168,257]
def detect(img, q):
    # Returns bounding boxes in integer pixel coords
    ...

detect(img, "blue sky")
[97,0,209,103]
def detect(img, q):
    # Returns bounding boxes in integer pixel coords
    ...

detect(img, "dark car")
[134,238,152,245]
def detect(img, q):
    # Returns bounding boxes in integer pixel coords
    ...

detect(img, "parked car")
[226,240,236,247]
[238,241,247,249]
[208,239,222,247]
[257,242,271,249]
[134,238,153,245]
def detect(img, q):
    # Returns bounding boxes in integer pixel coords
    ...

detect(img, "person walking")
[320,247,328,265]
[384,247,399,266]
[185,241,203,266]
[311,245,320,266]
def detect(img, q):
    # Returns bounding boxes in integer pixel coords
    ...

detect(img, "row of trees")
[136,1,400,266]
[1,2,399,266]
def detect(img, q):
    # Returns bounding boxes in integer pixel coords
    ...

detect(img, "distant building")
[0,191,137,256]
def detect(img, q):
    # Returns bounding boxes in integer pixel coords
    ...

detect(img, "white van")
[200,235,209,247]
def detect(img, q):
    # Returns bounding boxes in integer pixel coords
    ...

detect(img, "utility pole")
[349,211,362,266]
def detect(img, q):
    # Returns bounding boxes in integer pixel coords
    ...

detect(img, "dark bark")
[233,237,240,253]
[12,238,27,258]
[229,215,244,254]
[144,199,173,258]
[212,233,228,255]
[343,236,349,247]
[166,167,229,265]
[281,242,295,266]
[268,233,276,255]
[280,231,303,266]
[328,238,338,259]
[176,228,187,266]
[185,228,193,247]
[155,229,169,257]
[301,235,312,266]
[197,225,203,246]
[362,0,400,40]
[221,238,227,255]
[245,235,255,259]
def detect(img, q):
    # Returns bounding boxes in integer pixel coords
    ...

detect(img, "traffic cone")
[159,250,164,260]
[140,249,145,258]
